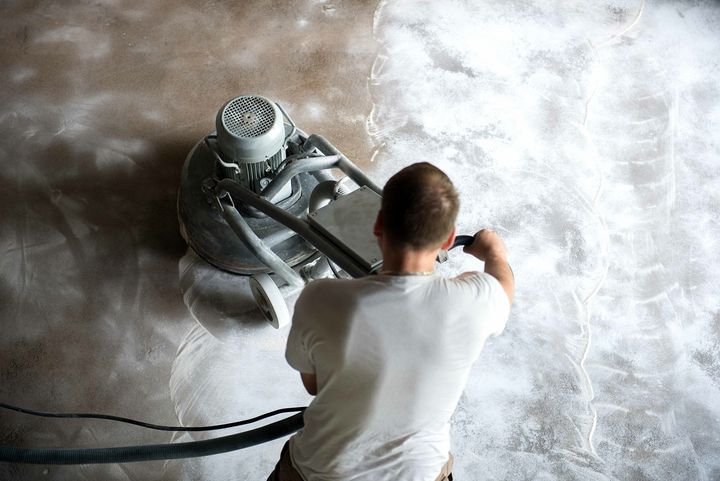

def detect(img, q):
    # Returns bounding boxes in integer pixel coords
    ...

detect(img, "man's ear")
[373,210,383,238]
[440,227,456,251]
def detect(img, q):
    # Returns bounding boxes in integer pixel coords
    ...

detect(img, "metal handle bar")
[437,234,475,264]
[450,235,475,250]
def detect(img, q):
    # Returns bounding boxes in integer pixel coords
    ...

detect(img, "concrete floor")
[2,1,720,480]
[0,1,377,480]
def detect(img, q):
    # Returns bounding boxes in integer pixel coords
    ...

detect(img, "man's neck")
[380,248,438,274]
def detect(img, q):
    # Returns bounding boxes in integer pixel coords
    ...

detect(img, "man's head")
[375,162,459,252]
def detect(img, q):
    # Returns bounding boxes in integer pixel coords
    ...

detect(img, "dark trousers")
[267,442,305,481]
[267,442,454,481]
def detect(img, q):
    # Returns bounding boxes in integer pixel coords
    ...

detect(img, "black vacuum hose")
[0,235,481,466]
[0,411,304,465]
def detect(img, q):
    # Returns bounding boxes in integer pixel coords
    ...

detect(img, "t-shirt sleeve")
[285,287,316,373]
[457,271,511,337]
[483,273,511,336]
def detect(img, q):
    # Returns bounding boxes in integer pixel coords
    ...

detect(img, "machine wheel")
[250,273,290,329]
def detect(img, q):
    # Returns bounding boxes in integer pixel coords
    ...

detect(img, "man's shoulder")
[449,271,511,334]
[445,271,509,305]
[302,276,358,294]
[451,271,498,289]
[293,277,369,331]
[444,271,487,294]
[297,277,366,306]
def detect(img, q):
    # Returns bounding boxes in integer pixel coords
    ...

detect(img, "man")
[268,162,514,481]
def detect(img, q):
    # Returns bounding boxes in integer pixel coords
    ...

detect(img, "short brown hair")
[381,162,459,250]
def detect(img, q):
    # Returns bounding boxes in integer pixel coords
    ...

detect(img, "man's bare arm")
[483,253,514,305]
[300,372,317,395]
[464,229,515,305]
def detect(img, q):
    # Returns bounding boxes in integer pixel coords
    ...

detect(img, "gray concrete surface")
[0,1,377,479]
[2,1,719,480]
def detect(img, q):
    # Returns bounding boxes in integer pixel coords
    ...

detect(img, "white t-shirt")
[285,272,510,481]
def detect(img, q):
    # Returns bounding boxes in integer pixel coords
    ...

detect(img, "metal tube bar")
[217,179,369,278]
[259,155,340,201]
[304,134,383,195]
[311,169,335,184]
[276,103,297,143]
[204,136,240,174]
[218,200,305,287]
[260,135,382,203]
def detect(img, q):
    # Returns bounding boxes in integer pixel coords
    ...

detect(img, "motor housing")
[215,95,286,191]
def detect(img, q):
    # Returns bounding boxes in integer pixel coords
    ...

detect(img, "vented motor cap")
[215,95,285,164]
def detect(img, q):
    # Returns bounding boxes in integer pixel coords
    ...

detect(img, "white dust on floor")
[110,1,719,480]
[363,1,720,480]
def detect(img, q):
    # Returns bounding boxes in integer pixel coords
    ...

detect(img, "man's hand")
[463,229,507,261]
[464,229,514,305]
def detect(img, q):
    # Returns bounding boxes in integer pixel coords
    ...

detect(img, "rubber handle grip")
[450,235,475,250]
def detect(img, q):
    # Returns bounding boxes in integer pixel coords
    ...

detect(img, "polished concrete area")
[2,1,719,480]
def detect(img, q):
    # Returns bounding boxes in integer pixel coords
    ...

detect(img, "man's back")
[285,272,510,481]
